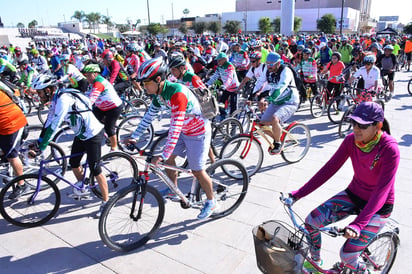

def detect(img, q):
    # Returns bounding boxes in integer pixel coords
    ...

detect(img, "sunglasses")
[267,63,277,67]
[351,120,376,130]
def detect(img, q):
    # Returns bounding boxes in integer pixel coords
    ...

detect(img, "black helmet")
[302,48,312,55]
[168,54,186,69]
[18,59,28,66]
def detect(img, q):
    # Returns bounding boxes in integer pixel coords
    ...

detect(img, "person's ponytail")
[382,118,391,135]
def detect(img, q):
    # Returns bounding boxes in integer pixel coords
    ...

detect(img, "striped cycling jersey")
[179,70,206,89]
[124,54,140,74]
[88,75,123,111]
[206,61,239,92]
[131,81,206,160]
[62,64,86,88]
[230,50,249,70]
[296,58,317,83]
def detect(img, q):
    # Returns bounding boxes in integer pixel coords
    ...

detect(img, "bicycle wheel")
[0,174,60,228]
[362,232,399,273]
[99,183,164,252]
[123,98,148,117]
[220,135,263,177]
[281,123,311,163]
[338,105,355,138]
[90,151,139,199]
[373,99,385,111]
[37,103,50,125]
[149,133,188,168]
[231,108,251,133]
[310,94,326,118]
[408,78,412,95]
[52,126,76,155]
[117,115,154,154]
[327,95,351,124]
[195,159,249,218]
[211,117,244,158]
[22,96,33,114]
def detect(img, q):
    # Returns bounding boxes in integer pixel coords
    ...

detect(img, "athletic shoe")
[197,199,219,219]
[95,201,107,218]
[302,259,323,273]
[73,181,90,197]
[8,184,30,199]
[268,142,282,155]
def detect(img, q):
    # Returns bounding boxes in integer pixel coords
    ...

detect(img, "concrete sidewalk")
[1,71,411,273]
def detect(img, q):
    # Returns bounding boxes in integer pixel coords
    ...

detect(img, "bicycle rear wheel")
[211,117,243,158]
[122,98,148,117]
[362,232,399,273]
[99,184,164,252]
[310,94,326,118]
[0,174,60,228]
[196,159,249,218]
[281,123,311,163]
[117,115,154,154]
[91,151,139,199]
[327,95,351,124]
[231,108,252,133]
[338,105,355,138]
[220,135,263,177]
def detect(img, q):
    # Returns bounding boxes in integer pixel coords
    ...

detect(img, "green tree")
[223,20,242,34]
[404,23,412,35]
[258,17,273,34]
[16,22,25,28]
[272,17,280,33]
[28,20,38,28]
[208,21,221,34]
[117,24,131,33]
[317,14,336,34]
[178,24,188,35]
[100,15,113,33]
[71,10,85,23]
[183,8,190,17]
[147,23,163,36]
[192,22,207,34]
[294,16,302,33]
[84,12,101,33]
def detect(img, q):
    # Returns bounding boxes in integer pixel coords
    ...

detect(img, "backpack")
[267,63,306,99]
[56,88,93,114]
[0,80,24,111]
[190,87,219,120]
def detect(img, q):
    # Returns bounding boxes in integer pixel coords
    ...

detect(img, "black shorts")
[406,52,412,61]
[0,127,24,159]
[381,70,395,81]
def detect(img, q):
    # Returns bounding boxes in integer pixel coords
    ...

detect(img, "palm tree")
[28,20,38,28]
[100,15,113,33]
[183,8,190,17]
[16,22,25,28]
[85,12,101,33]
[71,10,85,24]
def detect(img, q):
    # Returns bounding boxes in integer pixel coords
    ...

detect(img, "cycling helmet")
[383,45,394,51]
[0,49,7,55]
[45,49,53,55]
[168,54,186,68]
[249,51,262,60]
[282,42,289,48]
[136,57,167,82]
[252,40,263,48]
[216,52,227,60]
[332,52,342,60]
[307,41,314,46]
[101,49,114,60]
[81,47,88,52]
[330,38,336,42]
[302,48,312,55]
[82,64,101,73]
[297,45,305,51]
[81,54,91,62]
[370,42,380,49]
[31,74,58,90]
[125,44,136,52]
[363,54,376,64]
[352,46,363,56]
[15,46,21,53]
[60,54,70,61]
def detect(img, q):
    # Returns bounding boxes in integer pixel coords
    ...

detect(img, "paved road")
[1,71,411,273]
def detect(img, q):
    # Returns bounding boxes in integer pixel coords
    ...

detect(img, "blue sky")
[0,0,410,27]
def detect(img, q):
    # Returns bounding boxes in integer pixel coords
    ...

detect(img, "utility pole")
[147,0,151,24]
[340,0,345,35]
[171,2,175,36]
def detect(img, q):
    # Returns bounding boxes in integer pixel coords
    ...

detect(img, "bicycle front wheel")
[99,184,165,252]
[211,117,244,158]
[338,105,355,138]
[310,94,326,118]
[220,135,263,177]
[408,78,412,95]
[327,95,351,124]
[281,123,311,163]
[91,151,139,199]
[117,115,154,154]
[196,159,249,218]
[362,232,399,273]
[231,108,252,133]
[0,174,60,228]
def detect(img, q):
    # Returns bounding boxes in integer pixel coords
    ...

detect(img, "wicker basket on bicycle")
[252,220,309,274]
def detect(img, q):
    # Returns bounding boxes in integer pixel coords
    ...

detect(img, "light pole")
[147,0,151,24]
[339,0,345,35]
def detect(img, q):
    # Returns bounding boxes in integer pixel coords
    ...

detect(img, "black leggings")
[93,104,124,137]
[69,129,104,176]
[219,90,237,116]
[327,82,343,97]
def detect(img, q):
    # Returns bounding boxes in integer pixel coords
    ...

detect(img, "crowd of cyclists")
[0,30,409,272]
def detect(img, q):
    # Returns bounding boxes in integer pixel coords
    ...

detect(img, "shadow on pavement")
[398,134,412,147]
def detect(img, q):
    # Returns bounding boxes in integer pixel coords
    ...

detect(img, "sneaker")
[197,199,219,219]
[268,142,282,155]
[303,259,323,273]
[95,201,107,218]
[8,183,30,199]
[159,188,177,199]
[73,181,90,197]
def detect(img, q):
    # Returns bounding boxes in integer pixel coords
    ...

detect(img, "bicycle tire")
[211,117,243,158]
[373,99,385,111]
[310,94,326,118]
[362,231,399,273]
[408,78,412,95]
[37,103,50,125]
[220,135,263,177]
[195,159,249,218]
[22,96,33,114]
[231,108,252,133]
[327,96,351,124]
[123,98,148,117]
[117,114,154,154]
[0,174,60,228]
[90,151,139,199]
[99,183,164,252]
[281,123,311,163]
[52,125,75,155]
[149,132,188,168]
[338,105,355,138]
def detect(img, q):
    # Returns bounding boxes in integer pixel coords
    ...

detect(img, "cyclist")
[295,48,318,97]
[404,36,412,71]
[238,51,266,100]
[206,52,239,119]
[0,55,18,83]
[30,74,109,217]
[30,49,50,74]
[82,64,123,151]
[0,81,28,199]
[338,37,353,66]
[320,52,345,101]
[126,58,218,219]
[376,45,397,100]
[287,102,399,273]
[168,54,206,90]
[17,59,37,91]
[229,42,249,82]
[254,52,300,155]
[60,54,89,93]
[348,55,381,93]
[124,43,143,94]
[100,49,131,95]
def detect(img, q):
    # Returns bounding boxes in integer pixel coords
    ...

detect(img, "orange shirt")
[405,40,412,53]
[0,89,27,135]
[326,61,345,83]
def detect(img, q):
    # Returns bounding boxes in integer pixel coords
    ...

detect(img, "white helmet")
[32,74,58,90]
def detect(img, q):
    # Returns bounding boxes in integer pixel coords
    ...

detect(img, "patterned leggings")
[305,191,387,273]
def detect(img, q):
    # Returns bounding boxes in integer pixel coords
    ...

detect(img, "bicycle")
[407,77,412,96]
[98,148,249,252]
[310,75,344,119]
[252,193,400,273]
[219,113,311,178]
[0,151,138,228]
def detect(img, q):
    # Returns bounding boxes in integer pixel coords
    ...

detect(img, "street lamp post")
[340,0,345,35]
[147,0,151,24]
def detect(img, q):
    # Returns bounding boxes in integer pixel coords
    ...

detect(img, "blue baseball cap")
[266,52,281,64]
